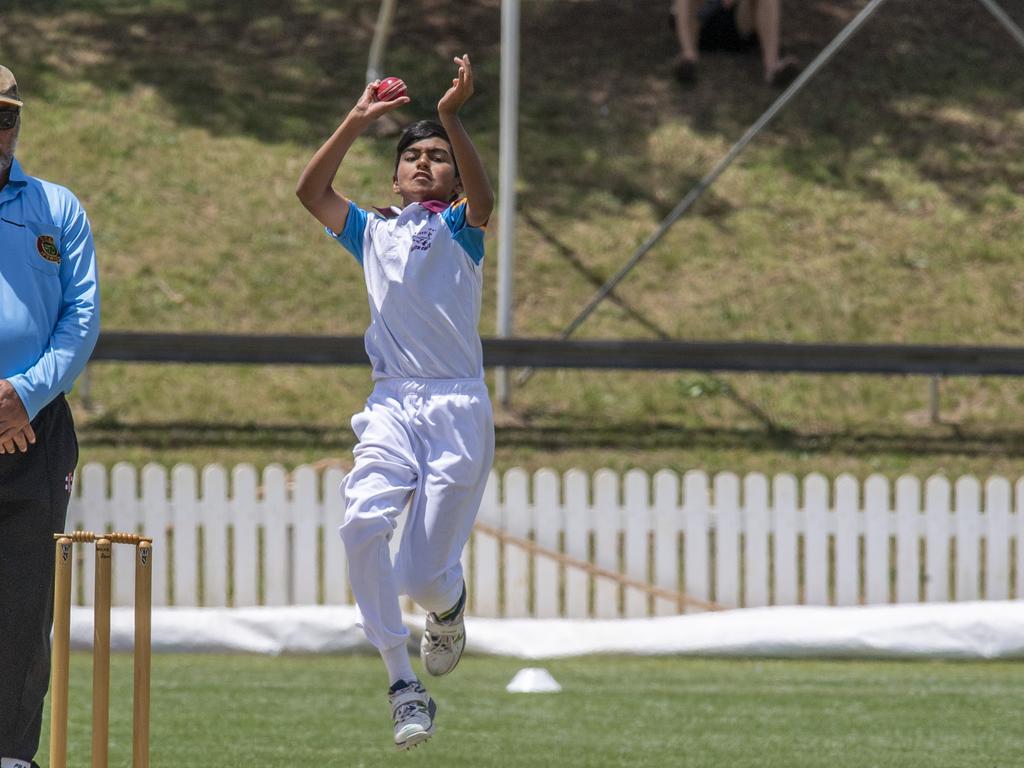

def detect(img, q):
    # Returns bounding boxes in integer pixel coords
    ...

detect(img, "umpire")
[0,65,99,768]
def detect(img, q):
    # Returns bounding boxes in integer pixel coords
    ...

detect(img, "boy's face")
[393,137,461,203]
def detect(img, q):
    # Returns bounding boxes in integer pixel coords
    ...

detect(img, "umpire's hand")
[0,379,35,453]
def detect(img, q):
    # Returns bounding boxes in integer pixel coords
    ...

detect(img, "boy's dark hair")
[394,120,459,177]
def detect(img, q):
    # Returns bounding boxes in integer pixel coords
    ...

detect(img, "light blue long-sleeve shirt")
[0,158,99,420]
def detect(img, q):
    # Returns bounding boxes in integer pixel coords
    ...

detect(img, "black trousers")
[0,394,78,763]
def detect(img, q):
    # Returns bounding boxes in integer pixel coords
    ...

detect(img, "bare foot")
[765,55,801,87]
[673,54,699,86]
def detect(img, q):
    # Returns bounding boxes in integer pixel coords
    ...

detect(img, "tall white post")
[496,0,520,406]
[366,0,398,83]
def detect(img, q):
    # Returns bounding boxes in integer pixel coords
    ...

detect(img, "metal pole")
[366,0,398,83]
[79,363,93,412]
[976,0,1024,50]
[495,0,520,406]
[544,0,893,355]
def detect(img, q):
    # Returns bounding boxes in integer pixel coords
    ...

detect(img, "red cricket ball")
[375,77,407,102]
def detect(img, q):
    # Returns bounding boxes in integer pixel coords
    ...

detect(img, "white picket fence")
[65,464,1024,617]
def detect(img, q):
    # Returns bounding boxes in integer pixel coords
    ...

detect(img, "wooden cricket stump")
[49,532,154,768]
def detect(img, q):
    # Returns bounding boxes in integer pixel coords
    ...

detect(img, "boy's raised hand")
[351,80,410,123]
[438,55,474,117]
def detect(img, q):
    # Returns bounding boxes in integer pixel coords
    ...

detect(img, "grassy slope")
[1,0,1023,478]
[38,653,1024,767]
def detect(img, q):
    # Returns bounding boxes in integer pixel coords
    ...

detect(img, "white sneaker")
[420,594,466,677]
[388,680,436,750]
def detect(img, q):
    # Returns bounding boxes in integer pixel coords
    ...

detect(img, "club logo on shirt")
[411,230,434,253]
[37,234,61,264]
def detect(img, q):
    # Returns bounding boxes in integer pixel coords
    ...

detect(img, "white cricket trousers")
[339,377,494,652]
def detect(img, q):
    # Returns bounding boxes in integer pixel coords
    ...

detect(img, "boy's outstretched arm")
[296,82,409,233]
[437,54,494,228]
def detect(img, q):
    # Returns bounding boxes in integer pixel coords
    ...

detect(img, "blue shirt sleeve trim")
[326,201,368,264]
[441,198,485,265]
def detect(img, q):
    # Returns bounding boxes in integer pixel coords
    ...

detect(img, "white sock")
[2,758,32,768]
[381,643,416,687]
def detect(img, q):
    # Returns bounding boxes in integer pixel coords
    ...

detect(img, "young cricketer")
[296,54,493,750]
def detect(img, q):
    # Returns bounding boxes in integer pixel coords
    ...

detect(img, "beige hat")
[0,66,23,108]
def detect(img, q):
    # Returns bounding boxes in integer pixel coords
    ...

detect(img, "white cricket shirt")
[328,198,486,381]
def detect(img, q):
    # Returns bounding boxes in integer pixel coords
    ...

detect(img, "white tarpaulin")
[68,601,1024,659]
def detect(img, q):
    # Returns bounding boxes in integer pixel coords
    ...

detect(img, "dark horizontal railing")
[90,332,1024,376]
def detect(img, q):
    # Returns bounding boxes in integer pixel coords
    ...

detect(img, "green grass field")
[39,653,1024,767]
[2,0,1023,478]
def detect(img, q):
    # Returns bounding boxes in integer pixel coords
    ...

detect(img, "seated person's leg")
[748,0,801,85]
[735,0,757,39]
[672,0,701,83]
